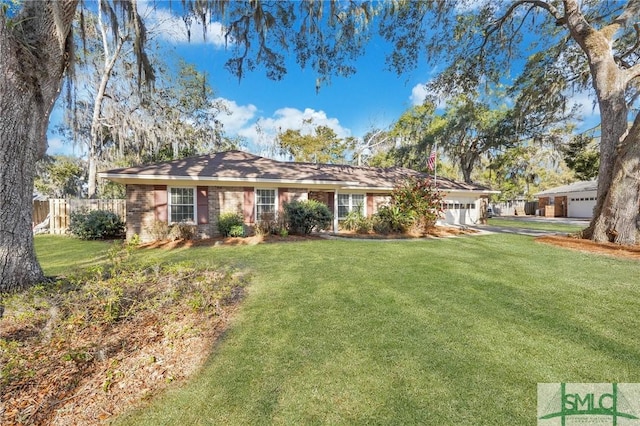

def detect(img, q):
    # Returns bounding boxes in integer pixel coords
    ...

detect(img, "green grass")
[488,217,586,233]
[35,234,640,425]
[35,235,117,276]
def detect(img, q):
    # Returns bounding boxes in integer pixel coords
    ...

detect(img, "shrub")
[254,212,281,236]
[169,222,197,240]
[147,221,170,241]
[355,217,373,234]
[339,208,372,234]
[373,205,414,234]
[217,212,244,237]
[391,178,444,229]
[69,209,125,240]
[284,200,332,235]
[228,225,245,237]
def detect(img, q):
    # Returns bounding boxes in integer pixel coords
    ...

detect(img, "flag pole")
[433,141,437,188]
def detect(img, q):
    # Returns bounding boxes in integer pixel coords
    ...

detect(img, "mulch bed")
[536,235,640,260]
[139,226,478,249]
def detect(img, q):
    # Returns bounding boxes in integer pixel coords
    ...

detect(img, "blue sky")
[46,1,600,158]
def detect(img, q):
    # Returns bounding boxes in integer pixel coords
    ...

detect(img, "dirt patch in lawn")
[536,235,640,260]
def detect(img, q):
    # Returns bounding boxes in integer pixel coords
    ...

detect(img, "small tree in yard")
[389,178,444,232]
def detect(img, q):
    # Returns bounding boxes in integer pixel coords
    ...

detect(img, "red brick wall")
[126,184,155,241]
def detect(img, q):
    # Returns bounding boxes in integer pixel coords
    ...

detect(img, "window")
[256,189,277,220]
[169,187,195,223]
[338,193,365,219]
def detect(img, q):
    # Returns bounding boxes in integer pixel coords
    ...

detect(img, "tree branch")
[482,0,563,54]
[487,0,563,36]
[601,0,640,40]
[626,62,640,82]
[615,23,640,68]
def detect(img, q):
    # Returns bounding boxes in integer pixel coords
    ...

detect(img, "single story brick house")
[535,180,598,218]
[99,150,496,241]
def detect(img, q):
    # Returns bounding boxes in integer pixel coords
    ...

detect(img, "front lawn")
[487,217,586,233]
[107,233,640,425]
[35,235,117,276]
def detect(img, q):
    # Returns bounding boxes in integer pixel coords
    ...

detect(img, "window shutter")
[279,188,288,208]
[367,193,374,217]
[154,185,167,222]
[197,186,209,224]
[243,187,255,223]
[327,192,335,214]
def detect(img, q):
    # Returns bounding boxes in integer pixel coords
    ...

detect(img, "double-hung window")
[169,187,196,223]
[338,193,365,219]
[256,189,277,219]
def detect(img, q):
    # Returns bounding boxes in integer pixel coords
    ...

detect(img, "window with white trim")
[338,193,365,219]
[256,188,277,220]
[169,187,196,223]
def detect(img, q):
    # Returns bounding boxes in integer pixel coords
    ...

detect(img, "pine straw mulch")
[536,234,640,260]
[136,226,477,250]
[1,258,248,426]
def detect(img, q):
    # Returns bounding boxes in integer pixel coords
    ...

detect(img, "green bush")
[69,209,125,240]
[228,225,245,237]
[218,212,244,237]
[373,205,414,234]
[284,200,332,235]
[341,208,372,234]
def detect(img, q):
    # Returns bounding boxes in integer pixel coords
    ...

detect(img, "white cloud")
[247,107,351,148]
[410,81,448,109]
[47,136,66,154]
[216,99,258,133]
[140,3,227,47]
[216,103,351,152]
[410,83,429,106]
[567,90,599,120]
[46,136,86,157]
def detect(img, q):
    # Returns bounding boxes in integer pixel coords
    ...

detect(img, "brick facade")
[126,186,406,241]
[126,184,156,241]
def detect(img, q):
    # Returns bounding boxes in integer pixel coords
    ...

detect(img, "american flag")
[427,149,436,171]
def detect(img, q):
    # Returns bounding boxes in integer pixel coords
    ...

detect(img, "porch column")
[333,190,339,233]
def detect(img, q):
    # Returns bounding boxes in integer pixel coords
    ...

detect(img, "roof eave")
[98,173,357,187]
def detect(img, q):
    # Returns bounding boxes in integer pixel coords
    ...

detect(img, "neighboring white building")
[535,180,598,218]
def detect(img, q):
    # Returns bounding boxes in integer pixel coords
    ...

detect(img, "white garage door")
[568,193,596,218]
[442,198,479,225]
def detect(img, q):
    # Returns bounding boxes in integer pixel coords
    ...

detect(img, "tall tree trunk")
[565,1,640,244]
[88,8,126,198]
[586,64,633,242]
[590,114,640,244]
[0,1,78,292]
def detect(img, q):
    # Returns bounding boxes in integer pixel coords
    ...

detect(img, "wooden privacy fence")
[34,199,126,235]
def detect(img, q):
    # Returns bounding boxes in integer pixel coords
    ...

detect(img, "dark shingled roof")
[99,150,494,192]
[535,180,598,196]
